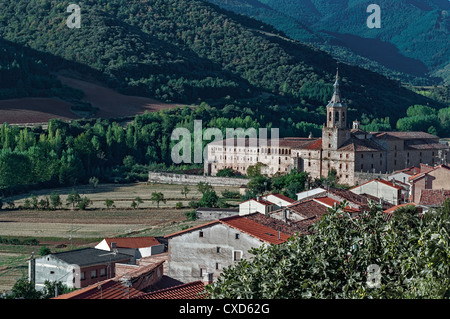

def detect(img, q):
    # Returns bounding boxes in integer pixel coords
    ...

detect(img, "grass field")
[0,182,241,293]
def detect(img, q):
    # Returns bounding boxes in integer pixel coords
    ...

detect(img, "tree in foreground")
[206,200,450,299]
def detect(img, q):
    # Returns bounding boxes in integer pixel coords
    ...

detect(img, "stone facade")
[204,70,450,186]
[148,171,249,186]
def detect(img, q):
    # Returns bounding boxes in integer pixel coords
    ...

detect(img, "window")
[216,247,221,253]
[50,271,55,275]
[199,231,204,238]
[216,263,220,270]
[233,251,242,261]
[100,268,106,277]
[91,270,97,279]
[235,233,240,240]
[80,272,85,280]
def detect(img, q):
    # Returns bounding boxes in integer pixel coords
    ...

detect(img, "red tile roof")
[221,215,291,244]
[419,189,450,206]
[104,236,161,249]
[53,279,144,299]
[133,281,207,299]
[393,167,420,175]
[383,203,417,214]
[164,214,291,244]
[313,197,360,213]
[373,131,438,140]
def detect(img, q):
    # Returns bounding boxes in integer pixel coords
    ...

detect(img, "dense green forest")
[206,0,450,85]
[0,39,82,100]
[0,0,443,122]
[0,0,449,196]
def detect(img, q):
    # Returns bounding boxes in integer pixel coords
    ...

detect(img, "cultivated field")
[0,182,240,292]
[58,75,183,119]
[0,97,77,125]
[0,74,184,125]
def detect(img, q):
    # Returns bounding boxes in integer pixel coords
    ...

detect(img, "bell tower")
[322,66,350,150]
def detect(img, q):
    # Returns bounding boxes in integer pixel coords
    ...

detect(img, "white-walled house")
[239,197,275,216]
[164,213,291,283]
[95,237,165,261]
[262,193,295,208]
[387,167,420,184]
[296,188,327,201]
[239,193,295,216]
[350,179,403,205]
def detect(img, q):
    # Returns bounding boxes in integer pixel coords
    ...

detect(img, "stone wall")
[196,208,239,221]
[148,172,249,187]
[354,171,392,185]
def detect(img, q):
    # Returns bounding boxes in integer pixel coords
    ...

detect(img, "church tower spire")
[328,65,345,107]
[329,66,341,104]
[322,64,350,150]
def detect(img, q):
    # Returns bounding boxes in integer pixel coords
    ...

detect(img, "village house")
[238,193,295,216]
[164,213,296,284]
[30,248,133,291]
[349,178,405,205]
[204,70,450,186]
[387,166,420,184]
[409,164,450,203]
[95,236,165,262]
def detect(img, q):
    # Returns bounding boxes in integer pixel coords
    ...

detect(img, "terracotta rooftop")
[393,166,420,176]
[419,189,450,206]
[383,203,417,214]
[338,136,384,152]
[53,261,166,299]
[103,236,161,249]
[208,137,320,149]
[164,214,291,245]
[244,212,302,235]
[372,131,439,140]
[133,281,207,299]
[223,214,291,244]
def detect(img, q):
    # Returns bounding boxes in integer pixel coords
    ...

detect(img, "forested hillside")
[206,0,450,85]
[0,0,449,196]
[0,0,440,123]
[0,39,82,100]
